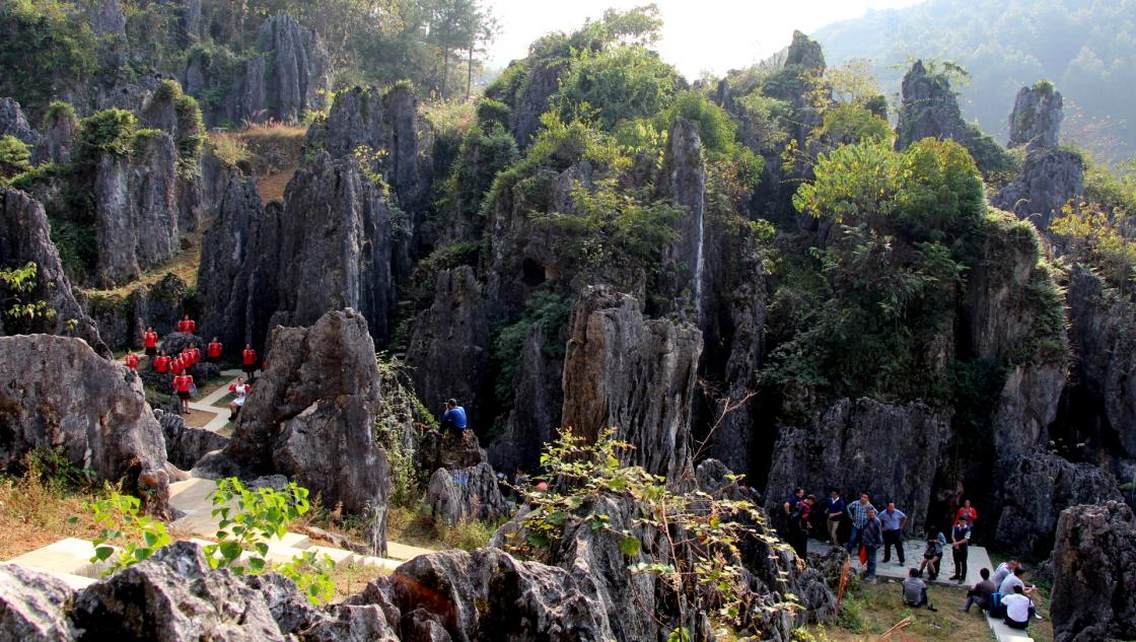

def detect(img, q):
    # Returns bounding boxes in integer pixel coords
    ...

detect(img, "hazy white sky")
[484,0,926,77]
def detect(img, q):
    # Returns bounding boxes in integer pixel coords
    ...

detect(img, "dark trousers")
[952,545,968,580]
[906,588,929,608]
[964,592,989,612]
[1005,607,1034,630]
[882,530,905,563]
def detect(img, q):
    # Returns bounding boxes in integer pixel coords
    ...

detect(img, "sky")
[484,0,927,78]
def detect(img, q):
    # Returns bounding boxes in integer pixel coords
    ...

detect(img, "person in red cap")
[172,372,194,414]
[143,327,158,358]
[124,352,140,370]
[153,351,171,374]
[242,344,258,381]
[207,337,223,363]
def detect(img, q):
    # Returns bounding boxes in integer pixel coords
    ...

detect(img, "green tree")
[0,135,31,179]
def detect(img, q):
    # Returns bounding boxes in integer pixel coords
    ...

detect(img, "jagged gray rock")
[657,117,706,322]
[92,133,180,286]
[560,286,702,482]
[217,309,392,554]
[87,273,192,351]
[406,267,490,429]
[510,59,568,148]
[0,564,76,642]
[0,188,105,352]
[1051,501,1136,642]
[154,408,228,471]
[994,450,1124,557]
[426,462,507,525]
[896,60,969,151]
[268,152,398,343]
[196,165,281,353]
[1008,82,1063,151]
[993,149,1084,230]
[765,397,951,534]
[785,30,826,70]
[31,104,77,165]
[0,334,169,515]
[0,97,40,147]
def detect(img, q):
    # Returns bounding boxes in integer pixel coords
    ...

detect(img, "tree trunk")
[466,46,474,98]
[441,47,450,99]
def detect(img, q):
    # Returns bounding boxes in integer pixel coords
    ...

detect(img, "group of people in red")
[120,314,260,415]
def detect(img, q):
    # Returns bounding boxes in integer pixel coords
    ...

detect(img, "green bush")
[475,98,511,131]
[553,45,679,129]
[441,124,519,217]
[0,0,98,116]
[174,93,206,177]
[0,135,31,179]
[84,491,172,575]
[492,290,571,407]
[660,91,738,156]
[78,109,139,159]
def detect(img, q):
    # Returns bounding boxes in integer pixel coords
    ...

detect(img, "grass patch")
[0,456,105,560]
[328,561,389,601]
[78,229,203,299]
[804,578,1054,641]
[386,504,499,552]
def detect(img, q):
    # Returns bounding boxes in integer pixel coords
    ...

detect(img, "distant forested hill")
[814,0,1136,163]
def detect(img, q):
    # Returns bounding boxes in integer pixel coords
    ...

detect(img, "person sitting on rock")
[153,350,171,374]
[228,377,251,420]
[177,314,197,334]
[999,566,1035,597]
[1001,585,1037,630]
[172,372,193,414]
[143,327,158,357]
[903,568,937,611]
[207,337,223,363]
[124,352,140,371]
[991,559,1019,589]
[918,531,946,580]
[963,567,996,613]
[441,399,468,438]
[242,344,258,381]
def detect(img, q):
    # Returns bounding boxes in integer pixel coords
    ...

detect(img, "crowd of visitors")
[120,316,261,418]
[779,486,1042,632]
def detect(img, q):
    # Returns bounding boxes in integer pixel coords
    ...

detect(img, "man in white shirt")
[1001,585,1036,630]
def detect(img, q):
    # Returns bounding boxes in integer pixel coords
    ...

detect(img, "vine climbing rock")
[1051,501,1136,642]
[0,334,169,516]
[209,308,394,555]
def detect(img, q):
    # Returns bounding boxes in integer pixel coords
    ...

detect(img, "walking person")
[861,507,884,580]
[879,501,907,565]
[242,344,258,381]
[826,489,846,546]
[846,492,875,555]
[950,515,972,583]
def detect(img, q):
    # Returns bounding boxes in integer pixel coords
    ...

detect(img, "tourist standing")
[242,344,258,381]
[826,489,846,545]
[846,492,875,555]
[950,515,972,583]
[207,337,223,363]
[124,352,139,371]
[956,499,978,526]
[861,507,883,580]
[143,327,158,357]
[879,501,907,565]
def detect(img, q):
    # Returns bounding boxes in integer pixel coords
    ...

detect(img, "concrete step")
[358,555,401,572]
[386,541,434,562]
[5,538,105,579]
[987,616,1035,642]
[2,563,97,590]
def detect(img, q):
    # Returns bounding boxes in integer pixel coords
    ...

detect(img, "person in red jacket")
[153,351,171,374]
[955,499,978,527]
[143,327,158,357]
[124,353,140,370]
[242,344,258,381]
[172,373,193,413]
[171,355,185,376]
[178,314,197,335]
[207,337,223,363]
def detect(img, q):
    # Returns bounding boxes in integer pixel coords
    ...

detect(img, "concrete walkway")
[806,539,1035,642]
[186,369,248,433]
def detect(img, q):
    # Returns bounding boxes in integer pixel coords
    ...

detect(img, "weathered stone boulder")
[993,149,1084,230]
[0,334,168,514]
[268,152,399,344]
[92,133,180,286]
[509,59,568,149]
[1008,82,1063,151]
[560,286,703,482]
[896,60,970,151]
[0,564,76,642]
[426,462,507,525]
[389,547,608,641]
[994,451,1124,557]
[32,103,77,165]
[0,188,105,352]
[0,97,40,147]
[217,309,392,553]
[765,397,951,534]
[154,408,228,471]
[406,267,490,429]
[785,30,826,71]
[1051,501,1136,642]
[86,273,193,351]
[416,429,485,473]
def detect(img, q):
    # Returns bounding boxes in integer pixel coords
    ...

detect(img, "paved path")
[186,369,248,433]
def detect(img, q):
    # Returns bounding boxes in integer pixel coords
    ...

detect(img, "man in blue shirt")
[879,501,908,565]
[441,399,468,437]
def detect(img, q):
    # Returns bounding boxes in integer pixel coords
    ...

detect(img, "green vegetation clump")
[441,123,519,217]
[0,0,98,116]
[491,289,571,407]
[475,98,511,131]
[0,135,31,179]
[78,109,140,159]
[553,45,679,129]
[174,93,206,178]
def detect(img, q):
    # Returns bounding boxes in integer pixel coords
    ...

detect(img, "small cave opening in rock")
[521,258,547,287]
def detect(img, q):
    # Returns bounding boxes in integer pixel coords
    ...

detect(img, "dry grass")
[328,561,390,601]
[79,230,204,299]
[0,471,103,560]
[386,504,496,552]
[803,578,1054,642]
[256,168,295,204]
[210,121,307,205]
